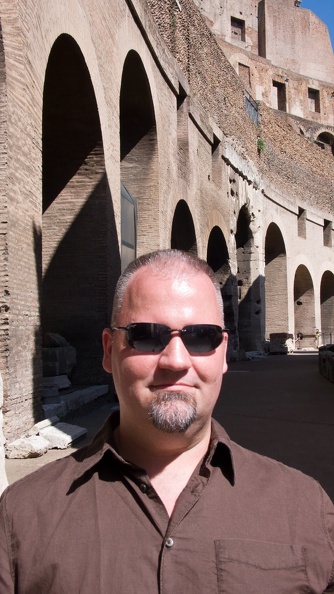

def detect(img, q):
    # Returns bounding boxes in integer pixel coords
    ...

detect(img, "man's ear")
[102,328,113,373]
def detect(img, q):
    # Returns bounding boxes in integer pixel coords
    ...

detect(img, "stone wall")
[147,0,334,213]
[193,0,334,139]
[0,0,332,441]
[0,374,8,494]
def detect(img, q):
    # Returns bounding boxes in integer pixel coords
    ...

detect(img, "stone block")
[6,435,51,459]
[43,333,71,347]
[42,345,76,377]
[42,402,68,418]
[39,423,87,449]
[269,333,294,354]
[61,385,109,412]
[43,375,71,389]
[27,416,60,436]
[42,387,61,404]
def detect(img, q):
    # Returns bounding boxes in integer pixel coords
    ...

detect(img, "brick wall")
[147,0,334,214]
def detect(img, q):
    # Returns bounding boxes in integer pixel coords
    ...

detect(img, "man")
[0,248,334,593]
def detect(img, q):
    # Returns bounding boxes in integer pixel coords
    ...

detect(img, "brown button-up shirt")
[1,413,334,593]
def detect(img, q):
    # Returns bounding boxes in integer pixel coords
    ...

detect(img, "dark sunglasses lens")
[182,325,223,353]
[126,323,224,353]
[127,323,165,352]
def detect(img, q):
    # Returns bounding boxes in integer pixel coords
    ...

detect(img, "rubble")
[6,435,50,459]
[6,417,88,459]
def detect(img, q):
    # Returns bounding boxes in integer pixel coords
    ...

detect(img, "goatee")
[148,391,197,433]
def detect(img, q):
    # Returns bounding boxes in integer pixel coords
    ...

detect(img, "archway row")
[42,39,157,386]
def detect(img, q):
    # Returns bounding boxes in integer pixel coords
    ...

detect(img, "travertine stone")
[6,436,51,459]
[39,423,87,449]
[0,374,8,493]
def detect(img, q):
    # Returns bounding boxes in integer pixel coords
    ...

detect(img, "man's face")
[102,266,228,436]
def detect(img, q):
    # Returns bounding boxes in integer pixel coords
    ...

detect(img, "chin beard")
[148,391,197,433]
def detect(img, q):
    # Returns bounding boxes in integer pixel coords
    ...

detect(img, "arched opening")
[316,132,334,155]
[171,200,197,254]
[320,271,334,345]
[264,223,288,337]
[207,226,237,356]
[120,51,159,256]
[236,205,257,351]
[42,34,119,389]
[294,265,315,347]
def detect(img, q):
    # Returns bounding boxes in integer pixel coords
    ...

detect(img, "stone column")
[0,374,8,494]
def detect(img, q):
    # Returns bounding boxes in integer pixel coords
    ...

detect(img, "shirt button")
[139,483,148,493]
[165,537,174,548]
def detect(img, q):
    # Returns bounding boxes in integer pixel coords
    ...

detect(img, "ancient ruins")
[0,0,333,483]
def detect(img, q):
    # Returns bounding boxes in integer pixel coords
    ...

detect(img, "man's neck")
[114,422,212,515]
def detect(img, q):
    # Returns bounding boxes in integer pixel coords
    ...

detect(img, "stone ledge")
[6,435,51,459]
[6,421,88,458]
[39,423,87,449]
[42,385,109,419]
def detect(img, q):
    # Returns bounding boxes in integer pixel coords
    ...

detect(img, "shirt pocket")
[215,539,312,594]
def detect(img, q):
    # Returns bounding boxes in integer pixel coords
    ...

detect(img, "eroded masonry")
[0,0,333,447]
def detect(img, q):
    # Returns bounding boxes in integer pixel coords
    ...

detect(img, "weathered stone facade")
[0,0,333,442]
[0,374,7,493]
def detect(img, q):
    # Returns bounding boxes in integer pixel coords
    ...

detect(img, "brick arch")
[171,200,197,255]
[120,50,159,256]
[320,271,334,344]
[42,33,119,386]
[170,200,197,255]
[316,130,334,155]
[204,210,230,250]
[206,226,237,355]
[294,264,315,347]
[264,222,288,337]
[236,204,256,351]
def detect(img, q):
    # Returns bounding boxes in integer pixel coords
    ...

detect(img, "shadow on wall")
[41,174,120,388]
[33,224,43,424]
[221,273,266,359]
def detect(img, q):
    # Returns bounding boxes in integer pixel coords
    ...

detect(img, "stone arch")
[206,226,237,355]
[120,50,159,256]
[236,204,255,351]
[264,222,288,337]
[320,271,334,344]
[171,200,197,255]
[294,265,315,347]
[42,33,119,386]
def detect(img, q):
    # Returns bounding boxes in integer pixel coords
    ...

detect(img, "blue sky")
[301,0,334,49]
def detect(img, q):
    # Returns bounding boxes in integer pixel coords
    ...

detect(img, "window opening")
[324,220,332,248]
[272,81,286,111]
[297,207,307,239]
[308,88,320,113]
[231,17,245,42]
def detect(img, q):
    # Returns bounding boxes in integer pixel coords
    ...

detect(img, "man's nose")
[158,334,192,370]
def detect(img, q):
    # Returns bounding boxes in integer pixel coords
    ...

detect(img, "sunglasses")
[111,323,227,353]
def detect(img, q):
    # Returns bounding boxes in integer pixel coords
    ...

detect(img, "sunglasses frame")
[111,322,228,353]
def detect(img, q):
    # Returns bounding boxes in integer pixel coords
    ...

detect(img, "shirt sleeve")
[323,488,334,591]
[0,490,15,594]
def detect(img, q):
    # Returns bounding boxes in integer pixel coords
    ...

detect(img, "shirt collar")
[71,410,235,487]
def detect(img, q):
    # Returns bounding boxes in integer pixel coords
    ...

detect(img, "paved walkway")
[214,352,334,500]
[5,352,334,501]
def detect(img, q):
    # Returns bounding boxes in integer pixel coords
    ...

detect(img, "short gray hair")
[111,249,224,325]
